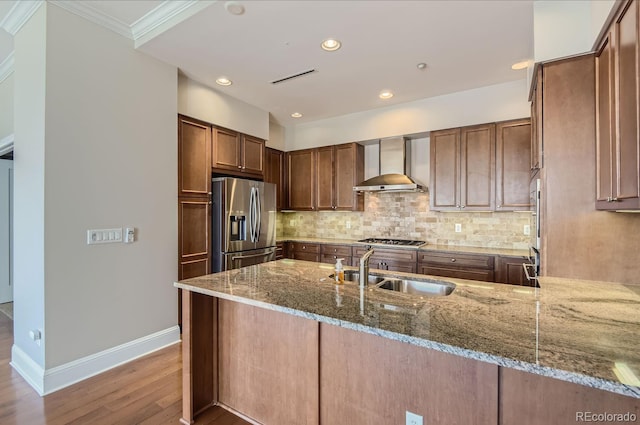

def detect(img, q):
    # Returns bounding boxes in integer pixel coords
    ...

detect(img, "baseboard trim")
[11,325,181,396]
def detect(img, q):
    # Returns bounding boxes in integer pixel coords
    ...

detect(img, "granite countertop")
[175,260,640,398]
[278,237,529,257]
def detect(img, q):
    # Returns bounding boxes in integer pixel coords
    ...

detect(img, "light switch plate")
[406,410,423,425]
[87,228,123,245]
[455,223,462,233]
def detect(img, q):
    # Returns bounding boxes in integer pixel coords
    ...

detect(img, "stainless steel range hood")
[353,136,426,192]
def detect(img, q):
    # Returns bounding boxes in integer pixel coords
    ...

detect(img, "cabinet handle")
[451,258,456,262]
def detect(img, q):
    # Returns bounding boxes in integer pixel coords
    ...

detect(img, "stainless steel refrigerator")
[211,177,277,273]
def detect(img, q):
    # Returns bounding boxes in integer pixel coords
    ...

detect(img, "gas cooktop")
[358,238,425,247]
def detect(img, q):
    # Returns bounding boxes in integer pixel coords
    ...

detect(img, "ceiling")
[0,0,533,126]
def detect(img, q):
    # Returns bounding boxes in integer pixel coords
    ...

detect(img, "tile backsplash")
[278,192,532,250]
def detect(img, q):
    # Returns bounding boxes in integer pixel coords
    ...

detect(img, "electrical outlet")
[455,223,462,233]
[346,220,351,229]
[406,410,423,425]
[524,224,531,236]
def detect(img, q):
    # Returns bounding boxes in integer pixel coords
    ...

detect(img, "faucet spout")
[359,248,375,289]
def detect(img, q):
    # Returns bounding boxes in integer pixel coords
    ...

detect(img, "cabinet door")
[496,119,532,211]
[316,146,335,210]
[212,127,241,171]
[615,0,640,207]
[531,67,543,171]
[460,123,495,211]
[287,149,316,210]
[334,143,364,211]
[178,198,210,275]
[241,135,264,176]
[265,147,285,210]
[596,31,616,205]
[178,116,211,197]
[430,128,460,211]
[495,256,529,286]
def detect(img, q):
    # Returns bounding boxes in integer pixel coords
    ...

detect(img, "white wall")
[591,0,617,46]
[0,159,12,304]
[14,2,179,382]
[0,73,13,140]
[267,119,285,151]
[13,2,47,369]
[286,79,529,150]
[178,73,269,140]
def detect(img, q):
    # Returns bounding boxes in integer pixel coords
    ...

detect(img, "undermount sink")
[328,270,455,297]
[375,278,456,297]
[329,270,385,285]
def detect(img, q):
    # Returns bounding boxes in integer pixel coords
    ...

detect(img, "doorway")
[0,158,13,318]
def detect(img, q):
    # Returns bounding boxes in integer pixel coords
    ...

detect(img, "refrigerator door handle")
[255,187,261,241]
[231,248,276,261]
[249,187,256,243]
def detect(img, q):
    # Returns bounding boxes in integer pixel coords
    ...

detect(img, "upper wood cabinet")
[430,123,496,211]
[316,143,364,211]
[530,66,543,172]
[496,118,533,211]
[596,0,640,210]
[264,147,286,211]
[286,143,364,211]
[178,115,212,198]
[212,127,265,178]
[287,149,316,210]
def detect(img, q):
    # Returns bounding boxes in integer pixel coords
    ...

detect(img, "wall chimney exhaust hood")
[353,136,426,192]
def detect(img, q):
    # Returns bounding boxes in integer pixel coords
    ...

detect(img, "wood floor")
[0,313,250,425]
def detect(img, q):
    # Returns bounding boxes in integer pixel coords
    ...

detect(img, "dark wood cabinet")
[495,255,530,286]
[287,143,364,211]
[265,147,285,211]
[353,246,417,273]
[418,251,495,282]
[496,119,533,211]
[530,66,543,171]
[288,242,321,262]
[275,241,285,260]
[321,244,354,266]
[212,127,265,179]
[287,149,316,210]
[430,124,496,211]
[596,0,640,210]
[178,116,211,199]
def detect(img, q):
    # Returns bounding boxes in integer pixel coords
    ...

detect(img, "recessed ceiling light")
[291,112,303,118]
[321,38,341,52]
[417,62,427,70]
[379,90,394,99]
[224,1,245,15]
[216,77,232,86]
[511,60,529,70]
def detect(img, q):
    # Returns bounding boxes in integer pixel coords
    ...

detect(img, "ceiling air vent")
[270,69,316,85]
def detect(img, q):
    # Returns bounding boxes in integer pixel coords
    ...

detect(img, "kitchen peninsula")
[175,260,640,425]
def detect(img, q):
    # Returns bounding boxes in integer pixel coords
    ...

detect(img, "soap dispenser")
[334,258,345,284]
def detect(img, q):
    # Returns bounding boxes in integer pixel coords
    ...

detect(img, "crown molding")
[132,0,217,48]
[0,51,14,84]
[49,1,132,39]
[0,1,44,36]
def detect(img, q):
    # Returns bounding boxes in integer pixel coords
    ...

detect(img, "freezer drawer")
[213,247,276,272]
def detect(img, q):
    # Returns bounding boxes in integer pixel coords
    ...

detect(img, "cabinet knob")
[302,246,306,249]
[461,205,466,209]
[497,205,501,208]
[451,258,456,262]
[238,165,242,169]
[208,201,212,205]
[208,192,212,196]
[612,197,619,202]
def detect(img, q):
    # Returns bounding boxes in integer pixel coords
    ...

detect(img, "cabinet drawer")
[321,244,353,257]
[289,242,321,254]
[292,252,321,262]
[353,247,418,263]
[419,265,494,282]
[321,255,353,266]
[371,261,417,274]
[419,251,494,270]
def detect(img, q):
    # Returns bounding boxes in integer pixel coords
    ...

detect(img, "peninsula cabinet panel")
[496,119,532,211]
[499,368,640,425]
[218,300,319,425]
[264,147,285,210]
[178,115,211,197]
[320,324,499,425]
[287,149,316,210]
[596,0,640,210]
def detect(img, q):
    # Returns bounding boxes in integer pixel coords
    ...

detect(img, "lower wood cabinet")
[321,244,353,266]
[287,242,321,262]
[418,251,495,282]
[495,255,530,286]
[353,246,417,273]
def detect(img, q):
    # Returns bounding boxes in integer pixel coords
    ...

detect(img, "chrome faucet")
[359,248,375,289]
